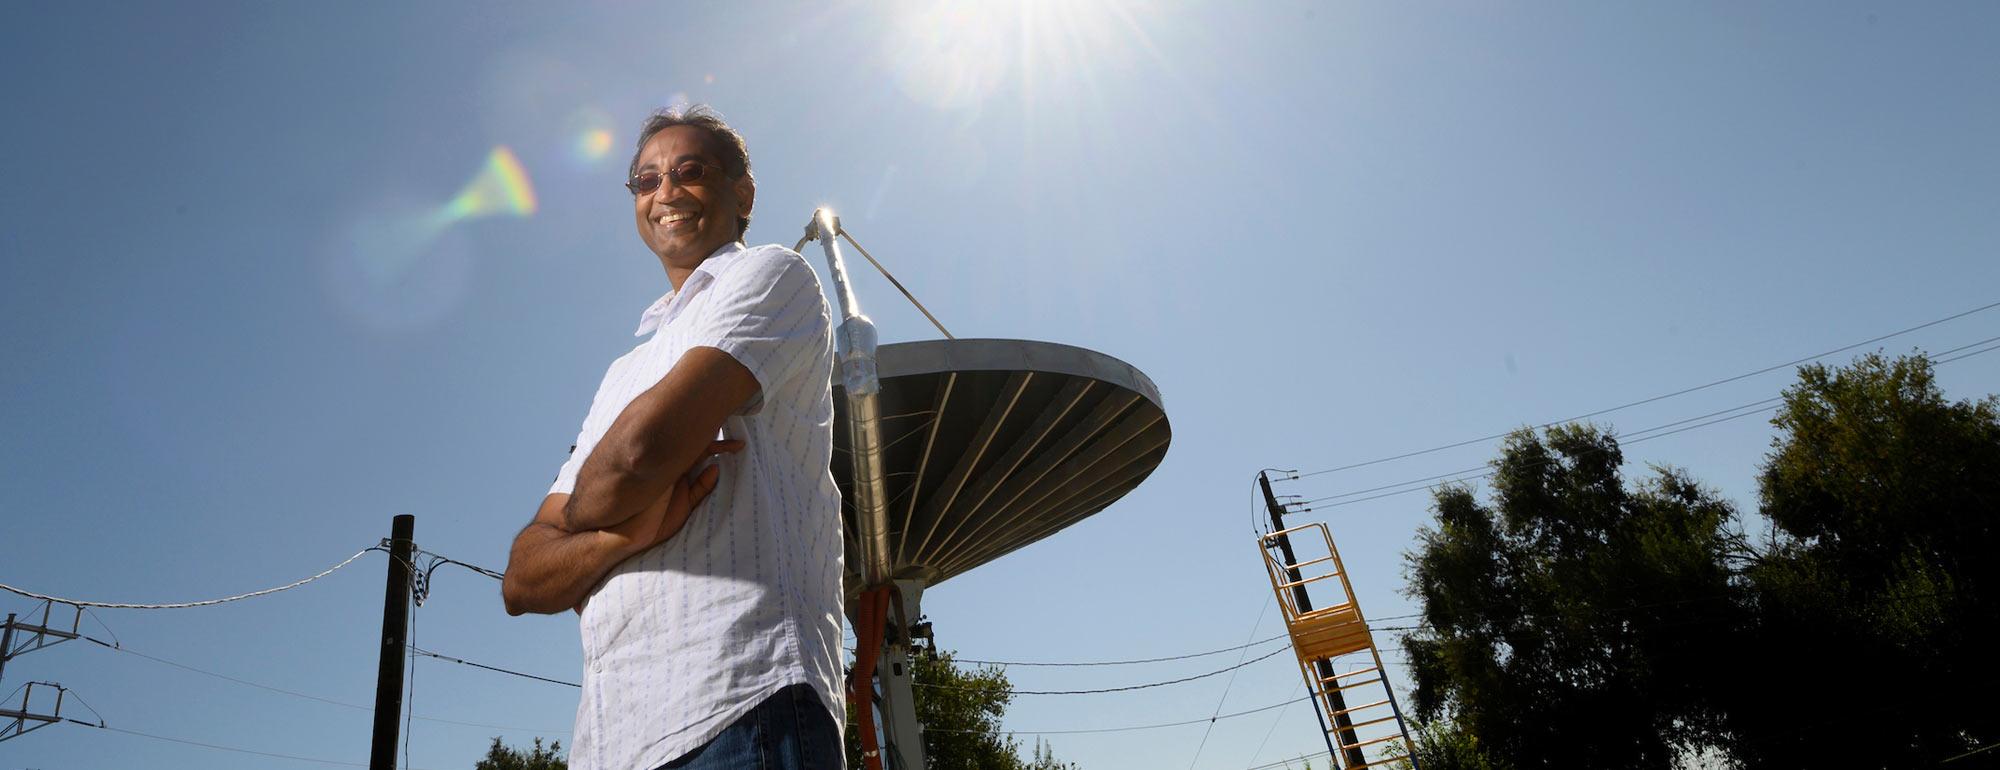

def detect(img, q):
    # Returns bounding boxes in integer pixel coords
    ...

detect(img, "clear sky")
[4,2,1997,769]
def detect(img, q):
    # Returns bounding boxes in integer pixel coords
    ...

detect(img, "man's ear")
[735,175,755,218]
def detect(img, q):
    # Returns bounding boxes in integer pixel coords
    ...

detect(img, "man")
[501,105,845,770]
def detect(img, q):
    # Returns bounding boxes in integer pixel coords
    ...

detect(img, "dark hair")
[628,104,754,239]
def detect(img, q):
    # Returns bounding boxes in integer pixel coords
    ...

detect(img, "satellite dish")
[801,210,1170,770]
[833,338,1171,592]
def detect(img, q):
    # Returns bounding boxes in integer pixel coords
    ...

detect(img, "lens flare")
[561,106,620,166]
[324,147,539,332]
[438,146,538,223]
[577,128,615,161]
[321,191,474,333]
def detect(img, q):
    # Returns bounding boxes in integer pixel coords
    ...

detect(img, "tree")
[845,649,1080,770]
[1401,353,2000,769]
[1402,424,1748,769]
[1723,354,2000,767]
[475,736,566,770]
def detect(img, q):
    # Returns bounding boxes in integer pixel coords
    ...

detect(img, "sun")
[883,0,1169,117]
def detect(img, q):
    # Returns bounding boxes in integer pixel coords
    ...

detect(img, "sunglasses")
[626,161,724,195]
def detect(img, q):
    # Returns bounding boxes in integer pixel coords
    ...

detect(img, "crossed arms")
[501,346,759,616]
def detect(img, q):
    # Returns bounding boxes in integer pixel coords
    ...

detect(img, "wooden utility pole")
[368,514,414,770]
[1261,471,1368,769]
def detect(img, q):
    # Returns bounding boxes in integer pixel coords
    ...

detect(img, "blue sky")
[4,2,1997,768]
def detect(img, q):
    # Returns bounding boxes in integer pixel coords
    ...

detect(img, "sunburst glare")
[884,0,1168,117]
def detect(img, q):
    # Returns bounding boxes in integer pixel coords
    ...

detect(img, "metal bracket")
[1,602,84,671]
[0,682,74,743]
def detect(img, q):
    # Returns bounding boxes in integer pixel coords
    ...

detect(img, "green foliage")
[1401,353,2000,769]
[844,649,1080,770]
[1399,720,1496,770]
[1404,424,1744,769]
[1725,354,2000,767]
[474,736,565,770]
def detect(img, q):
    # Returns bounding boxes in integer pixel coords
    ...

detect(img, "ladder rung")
[1320,676,1384,695]
[1335,732,1407,752]
[1329,698,1392,719]
[1284,554,1338,571]
[1331,715,1402,738]
[1319,665,1380,682]
[1276,572,1341,591]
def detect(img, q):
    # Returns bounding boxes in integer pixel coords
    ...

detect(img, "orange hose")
[847,586,892,770]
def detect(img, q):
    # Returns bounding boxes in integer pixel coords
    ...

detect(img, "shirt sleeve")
[684,247,831,416]
[548,432,586,497]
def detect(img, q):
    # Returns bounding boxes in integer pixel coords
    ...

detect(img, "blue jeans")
[657,683,844,770]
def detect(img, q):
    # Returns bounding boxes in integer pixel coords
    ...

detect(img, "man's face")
[632,125,754,271]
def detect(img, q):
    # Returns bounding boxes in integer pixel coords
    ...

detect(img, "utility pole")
[1260,471,1368,769]
[0,613,14,687]
[0,604,91,742]
[368,514,415,770]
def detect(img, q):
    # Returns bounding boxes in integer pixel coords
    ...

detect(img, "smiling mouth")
[656,210,696,226]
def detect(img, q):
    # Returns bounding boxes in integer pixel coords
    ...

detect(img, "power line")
[81,720,415,768]
[1310,401,1786,510]
[921,645,1294,697]
[77,633,569,734]
[1188,599,1272,769]
[1281,299,2000,482]
[953,633,1291,667]
[1304,337,2000,511]
[954,618,1415,668]
[0,547,376,609]
[1242,682,1305,770]
[927,693,1318,737]
[412,549,505,582]
[1942,738,2000,764]
[411,646,581,689]
[1242,749,1335,770]
[403,595,418,770]
[1293,396,1785,507]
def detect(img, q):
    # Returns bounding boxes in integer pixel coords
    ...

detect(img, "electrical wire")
[1296,339,2000,510]
[403,597,418,770]
[952,633,1291,667]
[918,645,1293,696]
[83,721,384,767]
[1187,599,1272,769]
[77,632,570,734]
[1292,395,1786,508]
[0,547,376,609]
[1942,738,2000,764]
[412,549,505,582]
[923,693,1317,737]
[1242,682,1305,770]
[1311,401,1785,510]
[1281,300,2000,482]
[1311,334,1995,512]
[1242,749,1335,770]
[411,646,581,688]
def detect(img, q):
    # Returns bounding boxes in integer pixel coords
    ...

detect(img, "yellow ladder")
[1260,522,1419,769]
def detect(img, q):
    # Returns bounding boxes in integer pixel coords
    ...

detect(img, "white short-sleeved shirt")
[548,242,843,770]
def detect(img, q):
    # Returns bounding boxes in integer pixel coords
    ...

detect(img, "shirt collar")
[634,241,747,336]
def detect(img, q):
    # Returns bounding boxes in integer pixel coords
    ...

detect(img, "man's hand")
[602,439,743,559]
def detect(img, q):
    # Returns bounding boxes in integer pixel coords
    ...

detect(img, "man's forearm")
[563,449,678,532]
[502,522,626,615]
[561,347,757,531]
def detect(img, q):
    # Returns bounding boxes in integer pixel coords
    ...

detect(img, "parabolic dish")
[832,338,1171,590]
